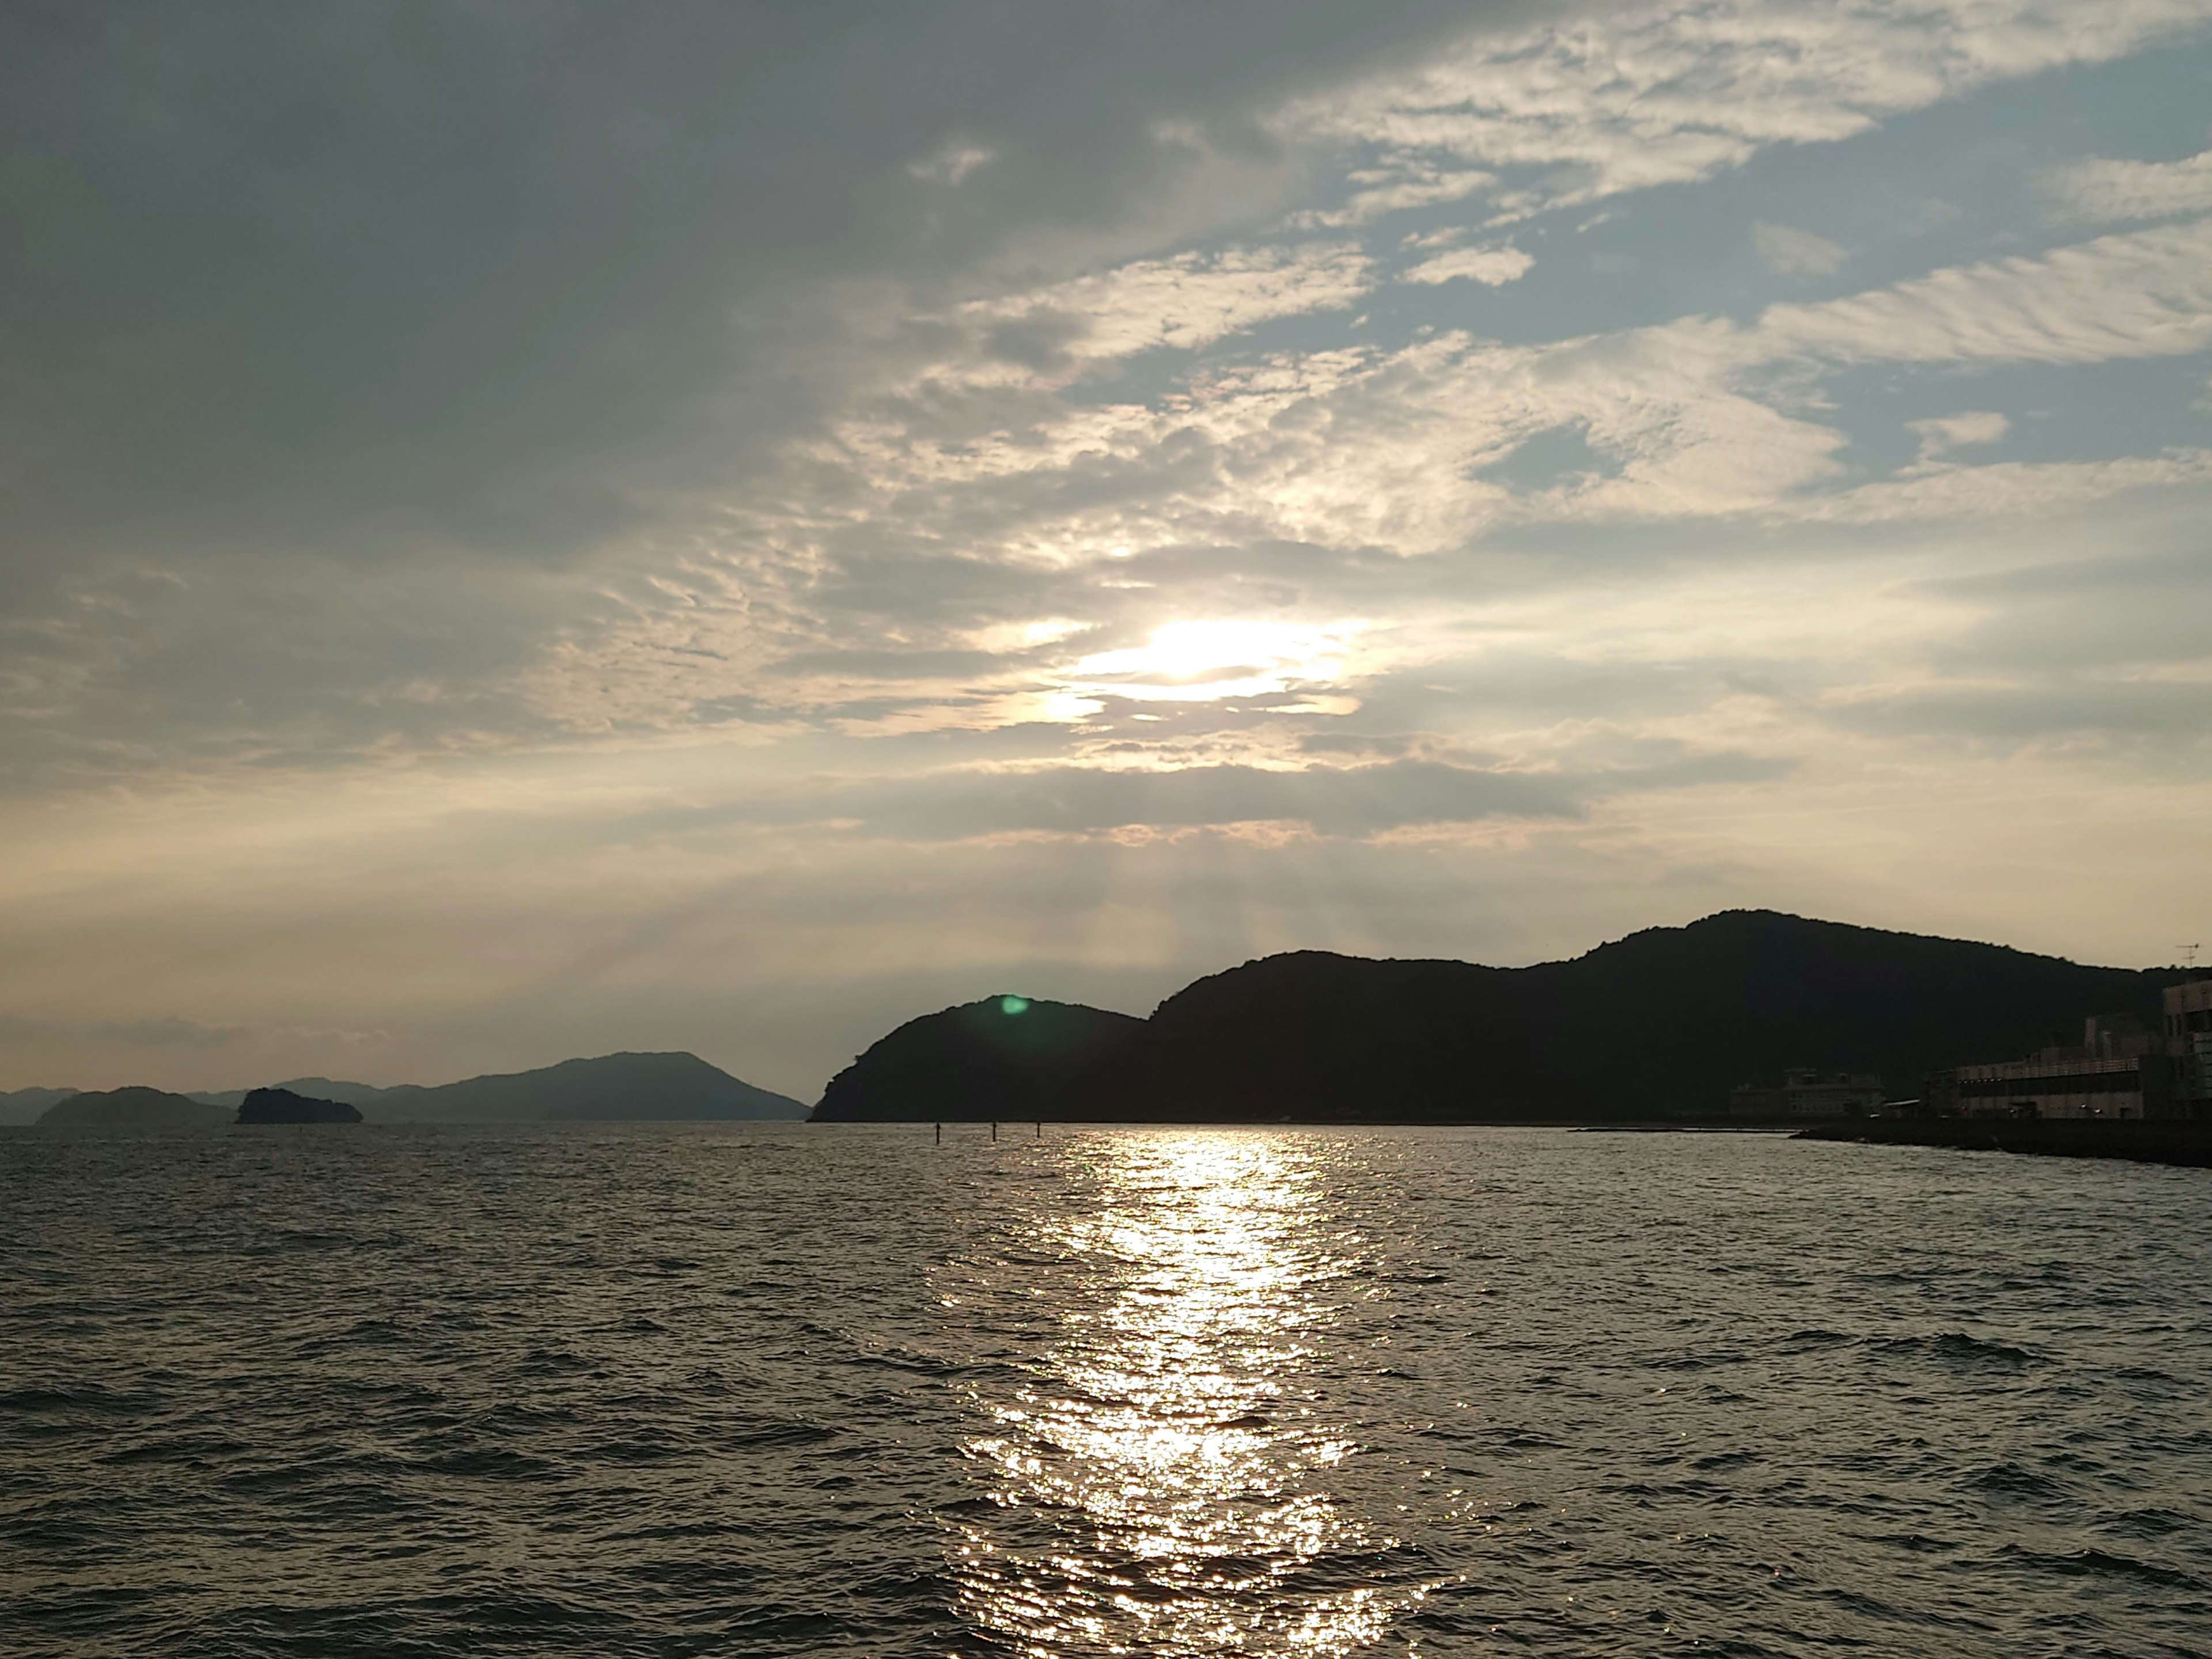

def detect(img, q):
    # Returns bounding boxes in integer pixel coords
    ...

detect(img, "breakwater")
[1797,1118,2212,1167]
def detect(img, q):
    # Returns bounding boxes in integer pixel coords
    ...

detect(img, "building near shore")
[1933,998,2211,1120]
[1727,1068,1885,1118]
[2166,977,2212,1109]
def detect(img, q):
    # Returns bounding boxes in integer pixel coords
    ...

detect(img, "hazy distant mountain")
[361,1051,808,1123]
[0,1086,81,1126]
[39,1087,233,1128]
[270,1077,388,1107]
[164,1054,805,1123]
[189,1077,384,1109]
[813,911,2183,1123]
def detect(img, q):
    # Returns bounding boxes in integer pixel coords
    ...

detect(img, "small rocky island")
[236,1087,363,1124]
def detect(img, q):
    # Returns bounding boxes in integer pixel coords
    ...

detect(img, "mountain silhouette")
[361,1051,808,1123]
[237,1087,364,1124]
[26,1055,806,1127]
[813,996,1147,1122]
[38,1087,233,1128]
[811,911,2181,1122]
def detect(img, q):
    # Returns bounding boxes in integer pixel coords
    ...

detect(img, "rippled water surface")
[3,1124,2208,1657]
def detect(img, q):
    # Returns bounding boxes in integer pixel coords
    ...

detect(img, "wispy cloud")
[1277,0,2212,221]
[1755,219,2212,365]
[2040,149,2212,222]
[1399,243,1535,286]
[954,243,1374,370]
[1754,222,1847,275]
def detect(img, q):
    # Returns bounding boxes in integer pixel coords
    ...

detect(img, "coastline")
[1796,1118,2212,1168]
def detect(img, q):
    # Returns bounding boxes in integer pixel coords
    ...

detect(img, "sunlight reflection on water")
[9,1127,2212,1658]
[953,1133,1424,1656]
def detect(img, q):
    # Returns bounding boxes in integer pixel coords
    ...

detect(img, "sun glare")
[1072,619,1357,704]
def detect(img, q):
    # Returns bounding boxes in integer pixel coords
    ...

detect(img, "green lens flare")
[1000,995,1029,1015]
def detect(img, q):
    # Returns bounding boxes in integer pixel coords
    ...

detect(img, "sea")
[2,1123,2207,1658]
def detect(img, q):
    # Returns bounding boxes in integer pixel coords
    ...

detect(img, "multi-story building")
[1943,1052,2165,1119]
[2166,977,2212,1114]
[1934,1003,2206,1120]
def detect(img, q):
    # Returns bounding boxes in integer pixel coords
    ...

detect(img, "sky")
[3,0,2211,1099]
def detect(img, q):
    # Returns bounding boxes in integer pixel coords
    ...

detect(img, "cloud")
[1827,677,2212,744]
[955,242,1374,368]
[1912,544,2212,672]
[1907,410,2009,461]
[2040,149,2212,222]
[1399,243,1535,286]
[598,210,2212,746]
[1293,165,1498,228]
[1806,452,2212,521]
[1754,222,1847,275]
[0,1013,253,1050]
[1277,0,2212,221]
[718,751,1788,841]
[1754,219,2212,365]
[5,0,2212,1094]
[910,141,998,186]
[0,1,1536,783]
[9,1,2210,791]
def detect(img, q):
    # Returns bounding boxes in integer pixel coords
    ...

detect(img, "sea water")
[2,1124,2206,1657]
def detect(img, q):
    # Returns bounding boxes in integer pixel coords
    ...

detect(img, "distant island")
[236,1087,363,1124]
[813,910,2192,1125]
[25,1052,809,1127]
[333,1051,810,1123]
[37,1087,233,1129]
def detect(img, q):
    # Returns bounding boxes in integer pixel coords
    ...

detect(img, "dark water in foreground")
[2,1126,2207,1658]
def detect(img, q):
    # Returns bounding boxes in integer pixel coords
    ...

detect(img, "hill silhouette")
[811,911,2181,1123]
[25,1055,805,1127]
[237,1087,363,1124]
[363,1051,808,1123]
[39,1087,233,1128]
[813,997,1147,1122]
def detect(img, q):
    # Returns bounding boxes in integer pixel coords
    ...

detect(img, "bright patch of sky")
[2,0,2209,1094]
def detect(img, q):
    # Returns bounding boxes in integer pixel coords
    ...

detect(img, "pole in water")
[991,1121,998,1141]
[935,1122,941,1143]
[1035,1122,1041,1139]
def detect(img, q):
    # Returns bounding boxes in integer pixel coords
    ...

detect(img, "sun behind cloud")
[1070,619,1364,704]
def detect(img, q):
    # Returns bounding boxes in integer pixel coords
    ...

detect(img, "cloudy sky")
[4,0,2210,1097]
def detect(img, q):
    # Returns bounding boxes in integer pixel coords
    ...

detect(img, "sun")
[1071,619,1358,703]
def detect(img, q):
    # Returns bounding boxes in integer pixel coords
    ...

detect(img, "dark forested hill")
[810,911,2179,1123]
[39,1087,233,1128]
[812,996,1149,1122]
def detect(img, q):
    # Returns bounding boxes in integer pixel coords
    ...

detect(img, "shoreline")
[1796,1118,2212,1168]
